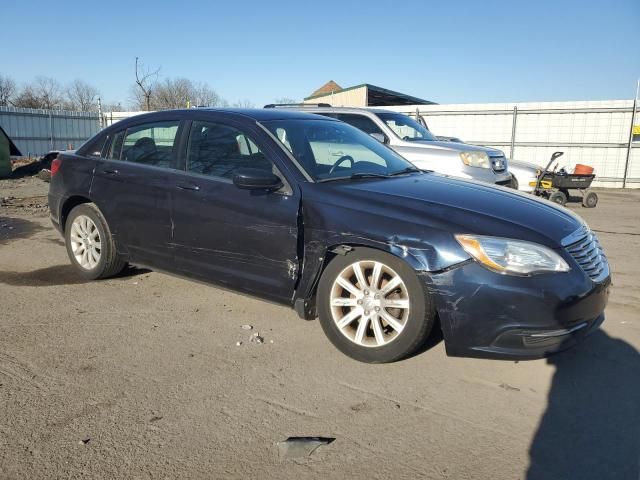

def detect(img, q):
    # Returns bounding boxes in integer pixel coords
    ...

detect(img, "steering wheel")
[328,155,354,175]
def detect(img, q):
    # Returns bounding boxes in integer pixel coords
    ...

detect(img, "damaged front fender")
[292,196,471,319]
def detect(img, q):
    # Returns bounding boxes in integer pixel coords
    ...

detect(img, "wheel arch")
[60,195,93,232]
[294,240,429,320]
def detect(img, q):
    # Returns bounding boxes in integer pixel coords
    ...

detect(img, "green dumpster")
[0,125,21,178]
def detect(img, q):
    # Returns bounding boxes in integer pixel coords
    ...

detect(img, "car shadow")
[527,329,640,480]
[0,264,150,287]
[0,217,47,244]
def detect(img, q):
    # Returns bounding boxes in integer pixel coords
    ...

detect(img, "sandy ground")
[0,176,638,479]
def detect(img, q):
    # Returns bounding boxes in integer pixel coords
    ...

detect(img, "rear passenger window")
[81,134,108,158]
[336,114,386,139]
[120,121,180,168]
[186,121,274,180]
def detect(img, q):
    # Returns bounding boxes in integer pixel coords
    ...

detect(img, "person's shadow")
[527,329,640,479]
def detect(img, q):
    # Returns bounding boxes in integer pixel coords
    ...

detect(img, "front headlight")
[455,234,570,275]
[460,151,490,168]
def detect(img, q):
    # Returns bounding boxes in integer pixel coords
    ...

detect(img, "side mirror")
[369,133,387,144]
[233,168,283,191]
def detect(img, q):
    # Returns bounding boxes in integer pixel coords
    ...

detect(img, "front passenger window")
[186,121,274,180]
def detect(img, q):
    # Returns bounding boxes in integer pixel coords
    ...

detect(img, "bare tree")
[134,57,160,111]
[13,85,41,108]
[139,77,224,110]
[190,81,223,107]
[33,76,64,109]
[153,77,192,109]
[0,74,16,106]
[13,76,63,110]
[232,99,255,108]
[274,97,298,105]
[65,79,100,111]
[101,101,124,112]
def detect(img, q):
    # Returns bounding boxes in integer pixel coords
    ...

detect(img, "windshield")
[376,112,436,142]
[262,119,419,182]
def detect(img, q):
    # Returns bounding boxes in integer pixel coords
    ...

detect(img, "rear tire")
[582,190,598,208]
[65,203,126,280]
[317,247,435,363]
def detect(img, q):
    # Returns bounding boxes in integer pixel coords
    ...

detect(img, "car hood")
[407,140,504,156]
[319,173,585,249]
[510,158,542,170]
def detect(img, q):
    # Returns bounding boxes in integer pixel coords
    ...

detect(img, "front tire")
[317,247,435,363]
[65,203,126,280]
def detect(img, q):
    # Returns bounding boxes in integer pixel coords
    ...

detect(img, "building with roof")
[303,81,435,107]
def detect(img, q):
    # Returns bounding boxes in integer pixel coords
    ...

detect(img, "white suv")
[277,106,512,187]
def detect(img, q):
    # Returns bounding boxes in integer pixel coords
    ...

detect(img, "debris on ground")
[236,341,242,346]
[277,437,335,460]
[0,189,49,216]
[79,438,91,445]
[9,152,59,179]
[350,402,367,412]
[241,324,253,330]
[499,383,520,392]
[1,196,15,206]
[37,169,51,182]
[250,333,264,344]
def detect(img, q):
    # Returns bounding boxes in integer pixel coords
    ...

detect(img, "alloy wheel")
[69,215,102,270]
[329,260,410,347]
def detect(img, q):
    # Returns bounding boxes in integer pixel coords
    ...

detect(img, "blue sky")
[2,0,639,107]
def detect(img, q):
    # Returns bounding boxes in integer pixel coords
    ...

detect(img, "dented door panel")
[170,172,300,303]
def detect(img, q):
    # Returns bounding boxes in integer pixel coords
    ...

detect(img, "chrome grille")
[565,231,608,281]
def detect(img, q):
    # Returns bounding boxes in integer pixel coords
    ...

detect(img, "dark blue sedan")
[48,108,610,363]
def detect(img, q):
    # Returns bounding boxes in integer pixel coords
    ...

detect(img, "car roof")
[276,106,394,115]
[210,107,342,121]
[165,108,339,121]
[97,108,341,137]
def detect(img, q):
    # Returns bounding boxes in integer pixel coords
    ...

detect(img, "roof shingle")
[309,80,343,98]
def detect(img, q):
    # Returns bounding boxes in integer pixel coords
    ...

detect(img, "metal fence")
[387,99,640,188]
[0,106,100,157]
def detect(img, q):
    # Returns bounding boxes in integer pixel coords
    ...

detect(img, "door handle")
[102,168,119,175]
[176,183,200,191]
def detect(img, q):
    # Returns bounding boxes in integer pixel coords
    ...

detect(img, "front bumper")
[423,261,610,359]
[459,166,512,186]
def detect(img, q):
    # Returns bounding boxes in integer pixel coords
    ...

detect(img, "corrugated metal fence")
[386,100,639,188]
[0,106,100,157]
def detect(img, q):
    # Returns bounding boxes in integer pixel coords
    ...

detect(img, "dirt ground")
[0,176,638,479]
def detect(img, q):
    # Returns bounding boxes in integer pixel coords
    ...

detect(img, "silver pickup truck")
[281,106,512,187]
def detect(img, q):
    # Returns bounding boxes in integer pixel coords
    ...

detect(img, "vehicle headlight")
[460,151,490,168]
[455,234,570,275]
